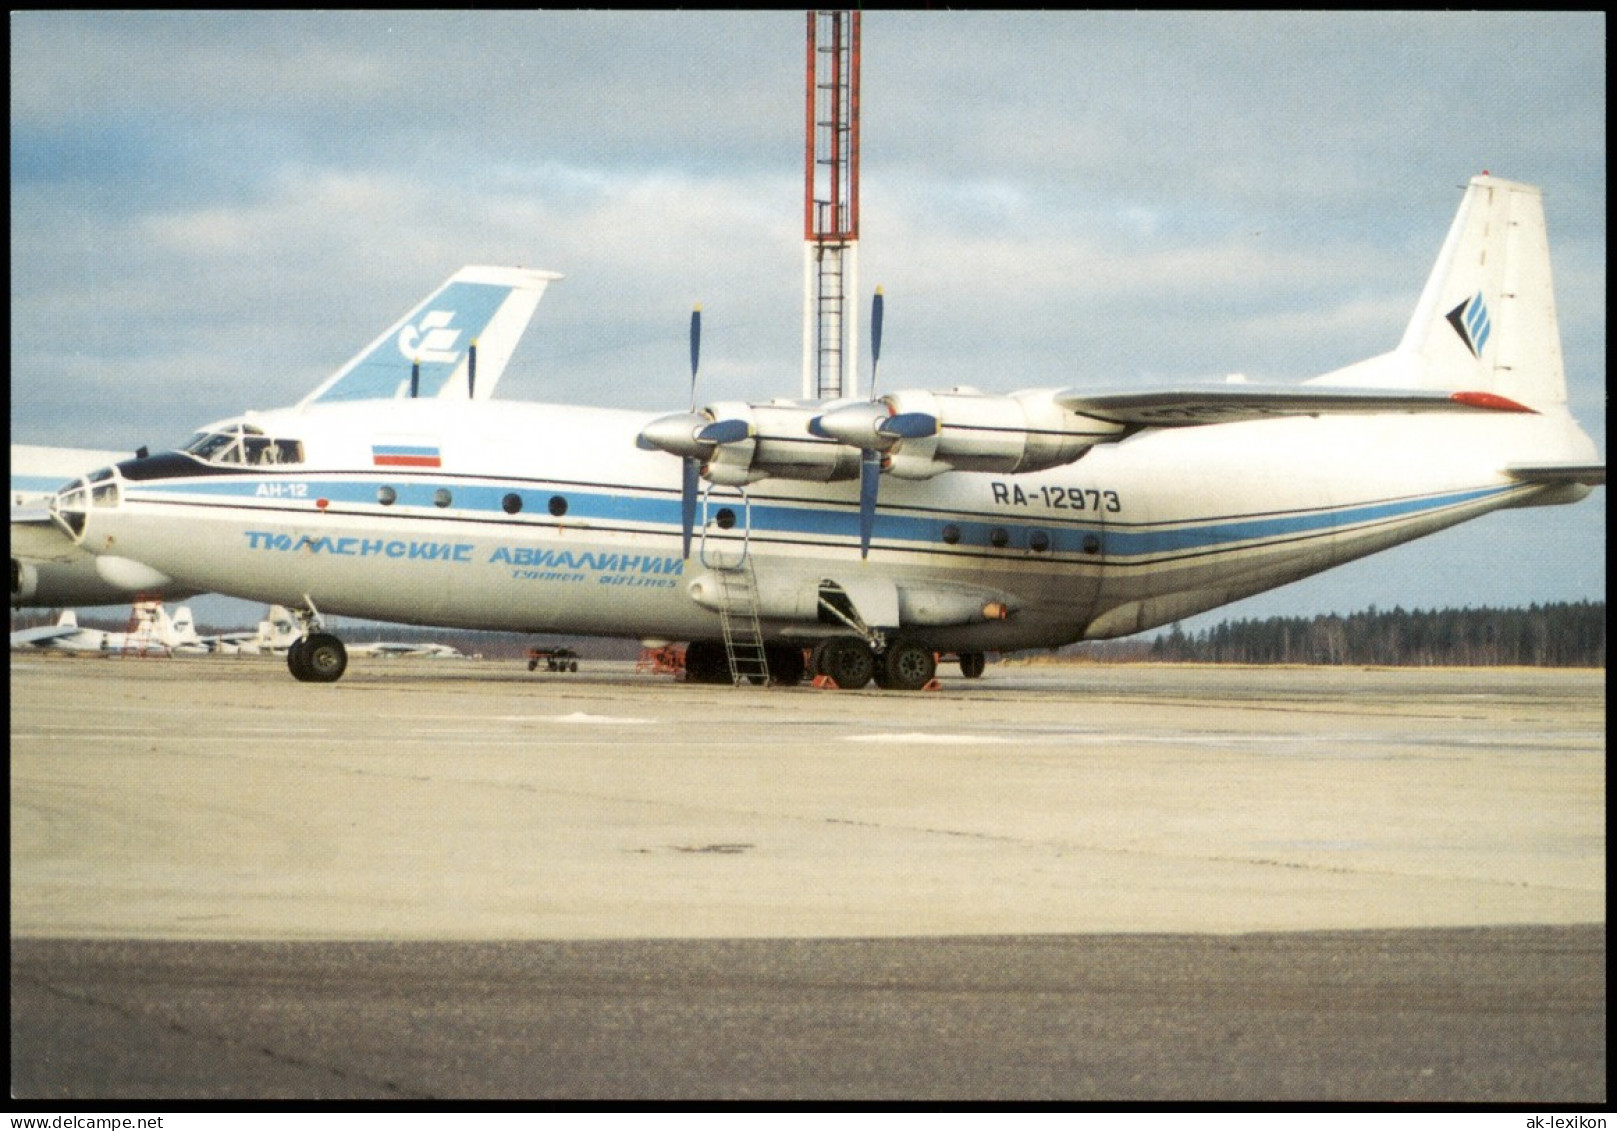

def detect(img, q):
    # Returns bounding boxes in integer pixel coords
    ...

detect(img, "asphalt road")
[11,927,1605,1102]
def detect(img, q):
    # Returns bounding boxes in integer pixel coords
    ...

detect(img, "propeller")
[857,288,885,558]
[806,287,938,558]
[681,306,702,558]
[635,305,759,558]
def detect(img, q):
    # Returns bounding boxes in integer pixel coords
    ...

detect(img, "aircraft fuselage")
[63,395,1592,654]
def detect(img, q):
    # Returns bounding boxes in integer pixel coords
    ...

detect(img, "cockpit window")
[184,425,303,467]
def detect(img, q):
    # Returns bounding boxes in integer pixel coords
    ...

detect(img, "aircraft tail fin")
[1311,175,1569,411]
[166,605,199,647]
[260,605,301,652]
[299,266,562,406]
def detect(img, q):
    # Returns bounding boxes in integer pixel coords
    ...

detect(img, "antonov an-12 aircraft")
[48,175,1604,689]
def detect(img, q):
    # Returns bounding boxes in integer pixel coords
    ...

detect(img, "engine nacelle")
[11,559,38,604]
[881,388,1125,479]
[700,400,864,486]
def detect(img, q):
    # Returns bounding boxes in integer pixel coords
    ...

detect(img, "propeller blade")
[870,286,884,395]
[689,305,701,411]
[858,448,881,559]
[681,457,700,559]
[877,411,938,440]
[697,418,752,445]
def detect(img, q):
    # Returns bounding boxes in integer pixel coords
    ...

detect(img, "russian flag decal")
[372,444,441,468]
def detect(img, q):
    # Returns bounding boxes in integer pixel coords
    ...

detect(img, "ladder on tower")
[814,244,846,399]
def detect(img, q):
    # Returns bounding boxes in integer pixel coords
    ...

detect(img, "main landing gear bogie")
[808,637,937,692]
[288,632,347,683]
[682,637,938,690]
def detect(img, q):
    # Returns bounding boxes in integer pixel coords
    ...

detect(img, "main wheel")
[808,639,835,679]
[875,639,936,691]
[683,639,730,684]
[823,638,875,690]
[765,643,807,685]
[301,633,348,683]
[287,637,311,681]
[958,651,987,679]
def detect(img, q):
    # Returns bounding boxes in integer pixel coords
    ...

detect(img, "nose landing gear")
[288,632,347,683]
[286,596,347,683]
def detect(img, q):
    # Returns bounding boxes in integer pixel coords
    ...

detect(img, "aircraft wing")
[10,509,84,563]
[1504,462,1606,487]
[1054,385,1533,427]
[10,624,82,647]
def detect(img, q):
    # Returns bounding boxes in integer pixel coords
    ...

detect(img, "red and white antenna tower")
[803,10,860,400]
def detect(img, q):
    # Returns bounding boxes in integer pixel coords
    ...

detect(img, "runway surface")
[10,654,1606,1100]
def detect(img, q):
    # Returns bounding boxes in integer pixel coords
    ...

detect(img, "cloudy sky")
[10,11,1605,628]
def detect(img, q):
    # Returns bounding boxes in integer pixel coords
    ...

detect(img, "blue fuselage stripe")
[127,475,1516,561]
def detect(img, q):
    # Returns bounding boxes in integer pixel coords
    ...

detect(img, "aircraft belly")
[1080,418,1541,639]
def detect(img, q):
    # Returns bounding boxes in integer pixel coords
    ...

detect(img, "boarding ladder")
[699,488,771,687]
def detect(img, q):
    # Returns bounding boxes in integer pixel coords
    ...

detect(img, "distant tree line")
[1140,601,1604,667]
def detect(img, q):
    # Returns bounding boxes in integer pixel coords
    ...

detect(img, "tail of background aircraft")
[165,605,200,649]
[1312,174,1569,412]
[297,266,563,406]
[261,606,301,653]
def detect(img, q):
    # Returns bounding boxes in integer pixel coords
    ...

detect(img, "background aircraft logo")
[396,309,463,365]
[1445,291,1492,358]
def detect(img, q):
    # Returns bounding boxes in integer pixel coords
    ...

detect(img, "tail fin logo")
[396,310,464,365]
[1445,292,1492,359]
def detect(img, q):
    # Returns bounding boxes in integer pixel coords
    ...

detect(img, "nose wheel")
[288,632,348,683]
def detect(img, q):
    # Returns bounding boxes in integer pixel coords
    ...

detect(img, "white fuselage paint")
[72,396,1594,651]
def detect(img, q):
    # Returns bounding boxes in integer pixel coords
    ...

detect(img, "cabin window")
[184,425,303,466]
[714,507,737,530]
[989,526,1010,549]
[377,486,397,506]
[1082,533,1102,555]
[434,488,453,508]
[548,495,567,517]
[1029,529,1051,553]
[941,524,961,545]
[504,493,524,515]
[243,436,303,465]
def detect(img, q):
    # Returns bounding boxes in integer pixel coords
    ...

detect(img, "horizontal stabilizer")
[1055,385,1534,428]
[1504,462,1606,487]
